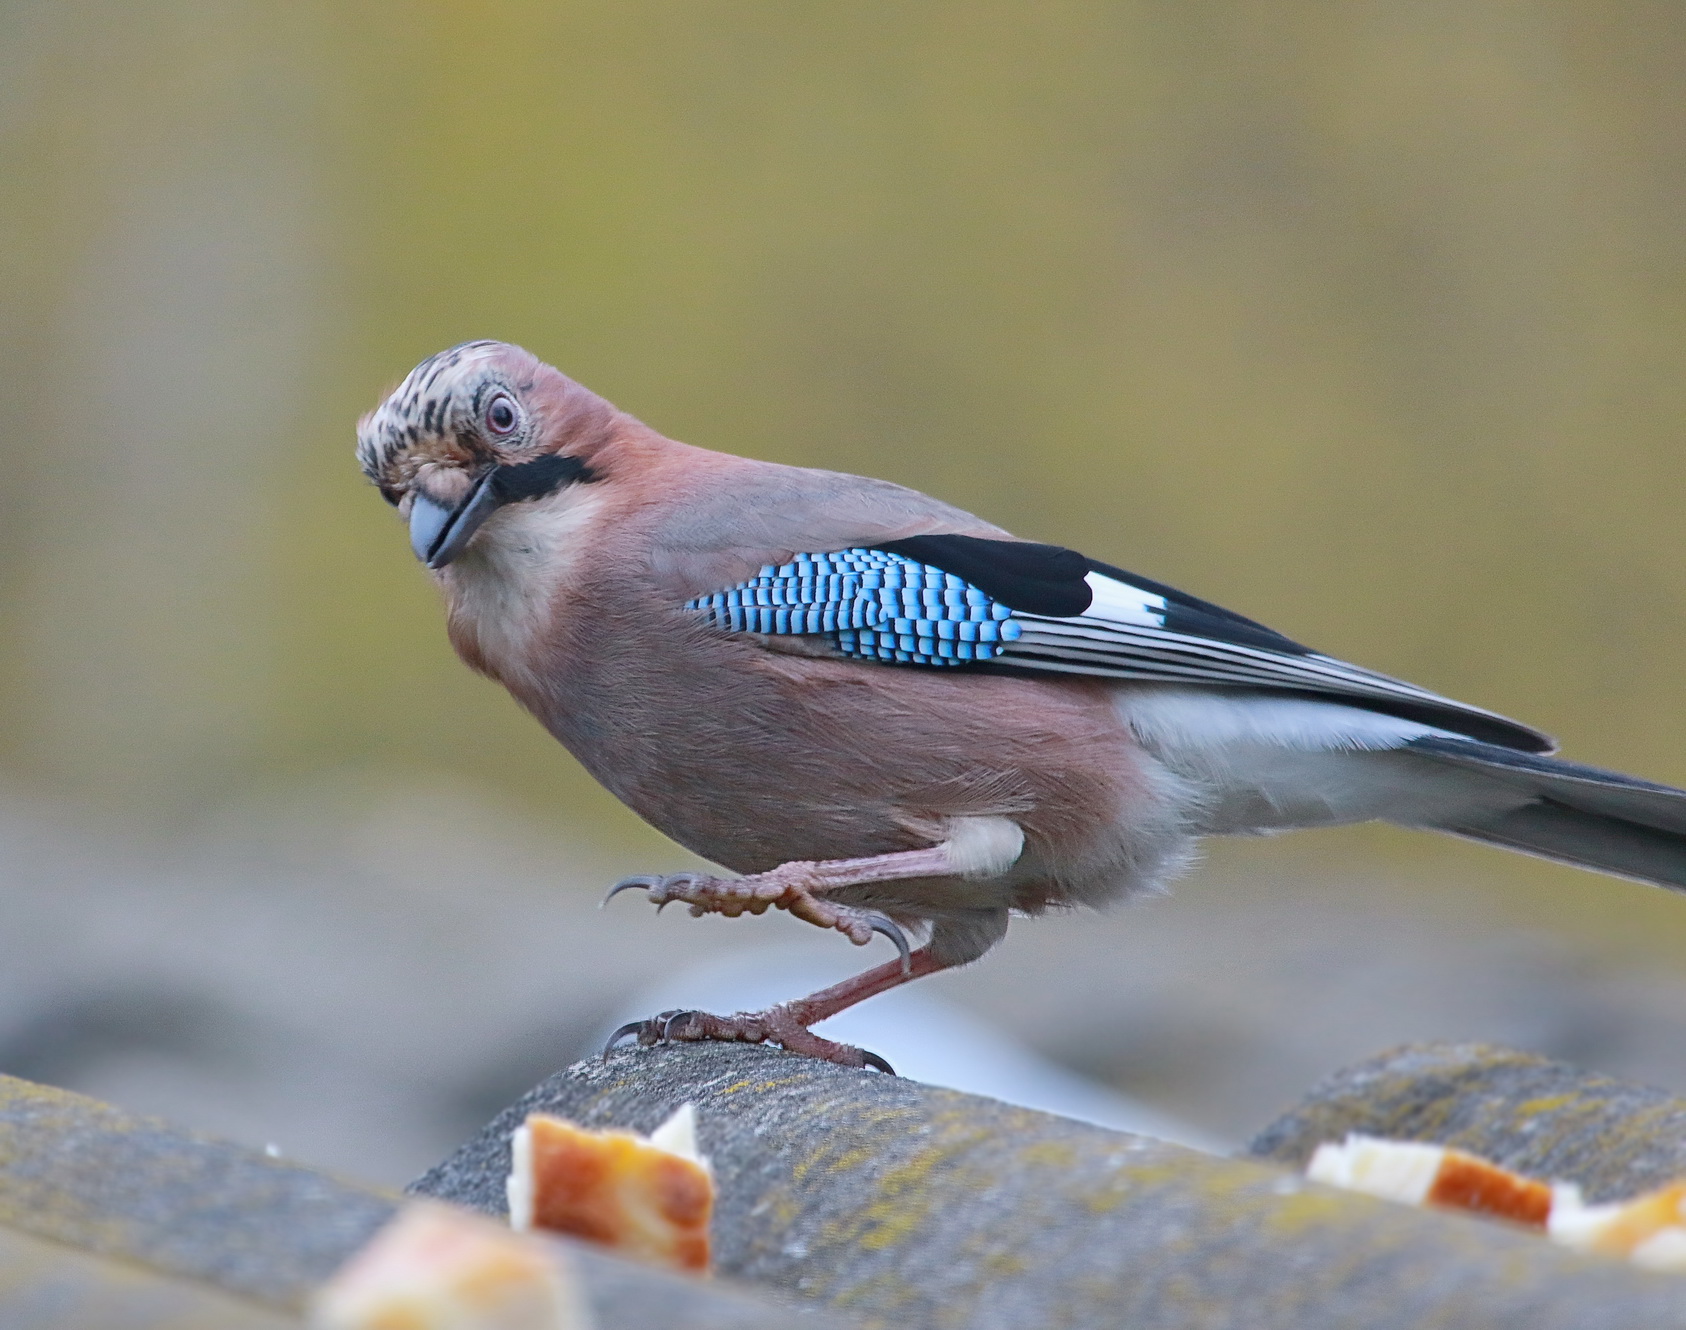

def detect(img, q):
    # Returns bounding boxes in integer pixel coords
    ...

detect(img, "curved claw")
[859,1048,896,1075]
[603,875,661,907]
[659,1009,705,1041]
[862,910,913,974]
[602,1020,648,1058]
[603,1009,696,1059]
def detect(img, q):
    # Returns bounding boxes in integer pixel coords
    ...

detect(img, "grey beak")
[409,469,501,568]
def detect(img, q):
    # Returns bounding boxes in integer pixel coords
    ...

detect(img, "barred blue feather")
[686,548,1023,666]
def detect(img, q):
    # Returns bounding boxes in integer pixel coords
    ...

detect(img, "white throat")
[441,484,606,688]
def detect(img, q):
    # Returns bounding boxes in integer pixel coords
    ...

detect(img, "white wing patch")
[1081,571,1165,626]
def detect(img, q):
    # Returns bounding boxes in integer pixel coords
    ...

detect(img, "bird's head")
[356,340,615,569]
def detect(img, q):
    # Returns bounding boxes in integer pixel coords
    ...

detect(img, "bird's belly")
[535,640,1193,907]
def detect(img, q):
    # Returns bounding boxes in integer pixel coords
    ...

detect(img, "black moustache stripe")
[488,453,596,505]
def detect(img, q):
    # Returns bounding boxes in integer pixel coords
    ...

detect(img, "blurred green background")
[4,1,1686,1176]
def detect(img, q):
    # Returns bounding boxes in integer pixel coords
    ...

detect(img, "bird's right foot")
[602,1004,895,1074]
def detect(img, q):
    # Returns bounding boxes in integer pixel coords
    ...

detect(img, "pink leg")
[605,946,951,1072]
[605,845,957,963]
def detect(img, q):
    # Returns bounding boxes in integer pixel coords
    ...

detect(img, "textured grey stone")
[1250,1040,1686,1202]
[412,1042,1686,1330]
[567,1243,855,1327]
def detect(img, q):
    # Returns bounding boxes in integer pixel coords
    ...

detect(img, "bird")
[359,339,1686,1072]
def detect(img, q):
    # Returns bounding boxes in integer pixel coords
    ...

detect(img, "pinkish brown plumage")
[360,341,1686,1070]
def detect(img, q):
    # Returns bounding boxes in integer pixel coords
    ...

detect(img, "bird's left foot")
[603,1004,895,1074]
[605,866,913,968]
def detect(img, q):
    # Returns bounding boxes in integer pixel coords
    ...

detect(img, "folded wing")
[686,532,1552,754]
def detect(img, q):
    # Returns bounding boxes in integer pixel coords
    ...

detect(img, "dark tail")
[1405,735,1686,890]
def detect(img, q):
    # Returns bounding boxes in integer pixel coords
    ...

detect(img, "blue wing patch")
[686,548,1022,665]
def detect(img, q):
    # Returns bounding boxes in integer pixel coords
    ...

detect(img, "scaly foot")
[603,1005,895,1074]
[604,865,913,969]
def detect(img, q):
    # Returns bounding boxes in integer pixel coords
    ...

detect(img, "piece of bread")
[507,1103,713,1275]
[311,1200,592,1330]
[1307,1133,1686,1272]
[1550,1181,1686,1270]
[1307,1134,1551,1227]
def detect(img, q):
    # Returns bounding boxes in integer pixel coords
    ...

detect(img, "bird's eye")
[485,394,518,435]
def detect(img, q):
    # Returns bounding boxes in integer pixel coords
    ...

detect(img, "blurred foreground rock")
[0,1222,293,1329]
[413,1042,1686,1330]
[0,1071,854,1328]
[1251,1040,1686,1203]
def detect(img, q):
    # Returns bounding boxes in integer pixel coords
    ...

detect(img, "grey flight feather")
[1404,736,1686,889]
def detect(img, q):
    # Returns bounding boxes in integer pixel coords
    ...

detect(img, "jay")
[359,341,1686,1071]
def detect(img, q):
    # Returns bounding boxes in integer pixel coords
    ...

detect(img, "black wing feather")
[875,536,1093,617]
